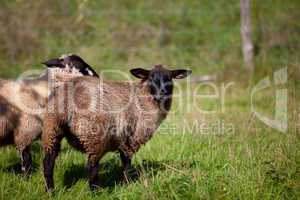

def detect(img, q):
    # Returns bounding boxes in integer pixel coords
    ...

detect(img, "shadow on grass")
[63,158,168,189]
[1,162,23,174]
[0,142,42,175]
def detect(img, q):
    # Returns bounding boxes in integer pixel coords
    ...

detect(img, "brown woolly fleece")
[43,77,168,158]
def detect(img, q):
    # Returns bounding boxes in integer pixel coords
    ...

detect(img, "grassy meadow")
[0,0,299,199]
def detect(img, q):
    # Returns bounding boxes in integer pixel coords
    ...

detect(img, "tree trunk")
[240,0,254,73]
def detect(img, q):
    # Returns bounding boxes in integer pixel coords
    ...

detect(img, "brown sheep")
[42,65,191,190]
[0,54,98,176]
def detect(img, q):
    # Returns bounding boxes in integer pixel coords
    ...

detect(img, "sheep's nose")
[158,91,167,98]
[160,88,167,94]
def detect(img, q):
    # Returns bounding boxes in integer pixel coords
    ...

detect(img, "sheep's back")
[69,77,134,114]
[0,80,45,115]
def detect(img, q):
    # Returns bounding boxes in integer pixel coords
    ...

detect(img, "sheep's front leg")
[43,139,61,191]
[87,156,100,190]
[20,147,32,177]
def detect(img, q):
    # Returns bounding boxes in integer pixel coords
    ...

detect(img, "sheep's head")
[42,54,99,77]
[42,54,99,87]
[131,65,191,102]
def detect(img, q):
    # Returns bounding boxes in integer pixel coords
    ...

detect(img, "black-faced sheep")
[0,54,98,176]
[42,65,191,190]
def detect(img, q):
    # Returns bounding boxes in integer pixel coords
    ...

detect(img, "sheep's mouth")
[153,94,171,102]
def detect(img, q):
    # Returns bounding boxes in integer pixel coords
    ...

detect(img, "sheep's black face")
[130,65,192,102]
[148,66,173,101]
[42,54,99,77]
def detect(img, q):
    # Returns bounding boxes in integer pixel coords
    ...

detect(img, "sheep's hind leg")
[120,150,132,170]
[119,150,135,182]
[87,156,100,190]
[15,130,35,177]
[20,147,32,177]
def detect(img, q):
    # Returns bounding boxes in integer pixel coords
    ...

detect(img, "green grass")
[0,0,299,199]
[0,86,298,200]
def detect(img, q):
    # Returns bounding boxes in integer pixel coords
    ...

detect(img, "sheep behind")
[0,54,98,176]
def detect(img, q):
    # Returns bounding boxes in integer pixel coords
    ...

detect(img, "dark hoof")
[89,178,100,191]
[89,183,100,191]
[45,180,55,192]
[122,167,138,183]
[22,167,32,178]
[45,186,55,193]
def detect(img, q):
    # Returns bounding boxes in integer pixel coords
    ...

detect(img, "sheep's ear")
[42,58,64,68]
[130,68,150,79]
[171,69,192,79]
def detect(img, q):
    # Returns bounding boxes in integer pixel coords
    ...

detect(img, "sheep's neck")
[119,82,173,156]
[138,81,172,117]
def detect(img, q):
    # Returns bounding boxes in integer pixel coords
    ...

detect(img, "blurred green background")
[0,0,299,81]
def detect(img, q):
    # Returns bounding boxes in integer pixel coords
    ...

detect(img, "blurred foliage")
[0,0,299,81]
